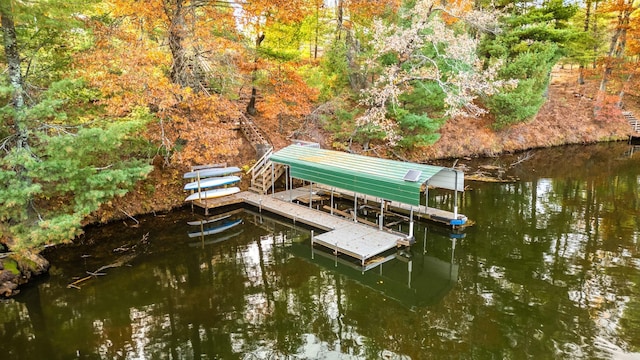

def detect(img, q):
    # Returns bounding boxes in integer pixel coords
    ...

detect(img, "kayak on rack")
[184,187,240,202]
[183,166,242,179]
[183,175,241,191]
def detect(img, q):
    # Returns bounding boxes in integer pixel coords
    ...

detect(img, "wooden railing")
[623,111,640,134]
[248,147,273,182]
[246,147,286,194]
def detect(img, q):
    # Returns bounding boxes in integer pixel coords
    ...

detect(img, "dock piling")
[330,188,334,215]
[353,193,357,222]
[409,207,414,239]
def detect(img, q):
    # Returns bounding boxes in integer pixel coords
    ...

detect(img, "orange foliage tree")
[76,1,244,166]
[595,0,639,115]
[237,0,314,116]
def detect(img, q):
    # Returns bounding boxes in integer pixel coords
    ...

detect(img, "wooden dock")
[238,190,408,266]
[190,183,469,227]
[189,188,409,265]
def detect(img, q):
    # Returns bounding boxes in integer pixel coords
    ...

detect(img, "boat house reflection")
[243,208,459,309]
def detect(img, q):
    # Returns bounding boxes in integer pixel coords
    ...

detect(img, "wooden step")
[622,111,640,133]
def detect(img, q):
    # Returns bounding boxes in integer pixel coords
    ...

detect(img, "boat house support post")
[289,168,293,202]
[453,170,459,219]
[424,181,429,211]
[353,193,357,222]
[271,162,275,197]
[330,188,334,215]
[363,195,367,215]
[409,206,414,239]
[379,200,384,230]
[309,183,313,209]
[284,166,289,201]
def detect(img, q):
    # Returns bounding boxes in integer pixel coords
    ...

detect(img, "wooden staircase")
[247,148,286,194]
[623,111,640,135]
[238,112,270,154]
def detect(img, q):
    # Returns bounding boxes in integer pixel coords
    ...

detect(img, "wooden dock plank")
[314,226,401,263]
[239,191,356,231]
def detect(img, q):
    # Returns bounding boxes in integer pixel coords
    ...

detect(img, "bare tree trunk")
[596,0,634,115]
[345,30,364,90]
[592,0,599,69]
[1,7,24,109]
[1,4,28,150]
[314,0,320,59]
[598,1,632,93]
[578,0,592,85]
[617,73,632,108]
[246,33,265,116]
[336,0,343,40]
[168,0,189,87]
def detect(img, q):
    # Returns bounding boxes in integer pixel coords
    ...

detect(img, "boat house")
[269,144,466,229]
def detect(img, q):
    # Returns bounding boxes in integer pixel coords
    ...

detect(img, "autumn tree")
[565,0,609,85]
[355,0,513,148]
[88,1,243,166]
[595,0,639,114]
[236,0,314,115]
[329,0,400,90]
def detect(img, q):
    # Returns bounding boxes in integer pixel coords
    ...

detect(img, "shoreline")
[2,68,638,298]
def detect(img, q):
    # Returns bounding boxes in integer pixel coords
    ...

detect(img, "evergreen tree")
[480,0,578,129]
[0,80,153,251]
[0,1,153,251]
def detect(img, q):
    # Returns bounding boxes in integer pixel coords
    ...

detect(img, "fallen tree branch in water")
[466,173,518,183]
[118,208,139,226]
[67,233,149,289]
[510,151,534,167]
[67,255,134,289]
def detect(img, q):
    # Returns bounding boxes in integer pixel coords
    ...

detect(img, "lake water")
[1,143,639,359]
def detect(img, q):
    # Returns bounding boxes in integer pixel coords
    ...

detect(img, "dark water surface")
[1,143,639,359]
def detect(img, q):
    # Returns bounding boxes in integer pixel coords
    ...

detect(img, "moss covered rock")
[0,251,50,297]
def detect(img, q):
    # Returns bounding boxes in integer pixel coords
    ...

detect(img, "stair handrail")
[248,146,274,181]
[239,113,269,146]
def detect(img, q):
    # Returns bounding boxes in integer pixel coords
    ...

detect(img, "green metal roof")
[271,145,463,206]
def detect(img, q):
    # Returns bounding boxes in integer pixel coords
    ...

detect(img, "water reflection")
[1,143,639,359]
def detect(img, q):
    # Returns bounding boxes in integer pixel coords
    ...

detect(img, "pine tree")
[1,1,153,251]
